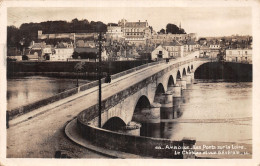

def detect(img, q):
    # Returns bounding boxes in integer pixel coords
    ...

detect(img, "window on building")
[229,51,232,55]
[238,51,240,55]
[245,51,247,55]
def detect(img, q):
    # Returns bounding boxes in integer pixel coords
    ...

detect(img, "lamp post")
[19,38,25,56]
[98,31,102,128]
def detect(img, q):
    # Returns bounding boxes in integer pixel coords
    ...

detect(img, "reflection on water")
[140,80,252,144]
[7,76,90,110]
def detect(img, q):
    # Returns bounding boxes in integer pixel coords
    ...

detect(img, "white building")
[106,25,123,42]
[50,48,74,61]
[225,49,252,64]
[209,44,220,49]
[118,19,151,45]
[151,45,169,60]
[162,40,184,58]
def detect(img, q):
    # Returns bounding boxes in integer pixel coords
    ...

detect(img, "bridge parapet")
[77,117,196,158]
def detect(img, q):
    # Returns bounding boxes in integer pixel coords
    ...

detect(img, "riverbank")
[7,60,151,78]
[195,62,252,81]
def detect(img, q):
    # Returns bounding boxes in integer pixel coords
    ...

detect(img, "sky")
[7,7,252,37]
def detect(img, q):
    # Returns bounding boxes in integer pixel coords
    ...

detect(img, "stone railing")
[7,56,196,120]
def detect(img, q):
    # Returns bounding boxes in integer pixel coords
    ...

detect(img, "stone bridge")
[78,53,209,130]
[76,52,211,158]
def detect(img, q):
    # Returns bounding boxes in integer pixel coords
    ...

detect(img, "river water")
[7,76,90,110]
[7,76,252,148]
[140,80,252,145]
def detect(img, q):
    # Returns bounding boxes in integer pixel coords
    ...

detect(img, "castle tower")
[38,30,42,38]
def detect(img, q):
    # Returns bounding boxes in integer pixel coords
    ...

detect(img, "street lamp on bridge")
[97,31,103,128]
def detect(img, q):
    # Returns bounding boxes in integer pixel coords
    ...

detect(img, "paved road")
[7,55,195,158]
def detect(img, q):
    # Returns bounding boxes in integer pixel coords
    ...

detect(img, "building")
[162,40,184,58]
[38,30,98,43]
[74,47,108,61]
[76,40,96,48]
[118,19,151,45]
[225,49,252,64]
[50,42,74,61]
[151,45,169,60]
[187,40,197,52]
[106,25,124,42]
[50,48,74,61]
[209,44,220,49]
[26,41,53,60]
[199,46,211,57]
[149,33,197,45]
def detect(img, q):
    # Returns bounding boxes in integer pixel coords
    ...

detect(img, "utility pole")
[98,31,102,128]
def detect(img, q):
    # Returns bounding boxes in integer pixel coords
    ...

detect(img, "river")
[140,80,252,152]
[7,76,90,110]
[7,76,252,157]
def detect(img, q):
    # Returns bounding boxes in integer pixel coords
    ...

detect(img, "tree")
[166,23,186,34]
[159,28,165,34]
[79,52,97,59]
[72,51,79,59]
[74,62,86,87]
[107,23,118,26]
[149,26,153,34]
[7,26,21,47]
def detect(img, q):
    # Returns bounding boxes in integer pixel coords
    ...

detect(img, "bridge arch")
[102,116,127,131]
[167,75,175,91]
[176,70,181,80]
[182,68,187,76]
[154,83,165,103]
[132,95,155,123]
[134,95,151,112]
[187,66,191,73]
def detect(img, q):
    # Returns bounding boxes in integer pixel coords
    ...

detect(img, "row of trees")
[7,18,107,48]
[158,23,186,34]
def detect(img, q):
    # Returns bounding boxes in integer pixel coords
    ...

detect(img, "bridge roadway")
[7,54,196,158]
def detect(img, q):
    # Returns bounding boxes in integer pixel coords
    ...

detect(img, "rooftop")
[163,40,182,46]
[125,22,147,28]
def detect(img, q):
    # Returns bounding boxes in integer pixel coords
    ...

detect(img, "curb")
[65,118,147,159]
